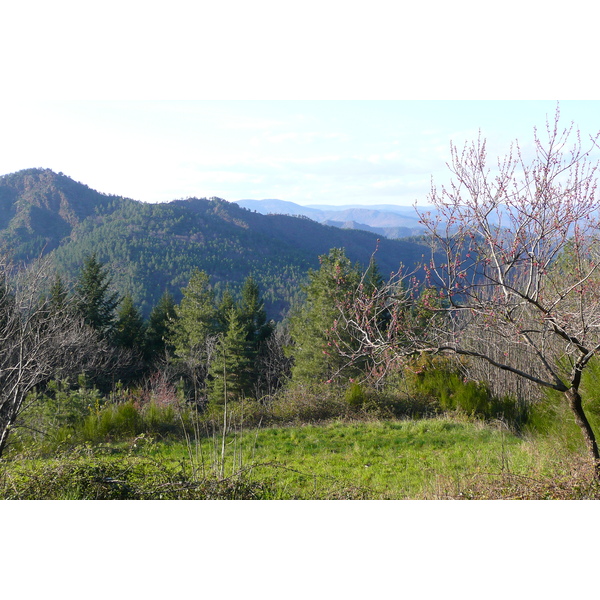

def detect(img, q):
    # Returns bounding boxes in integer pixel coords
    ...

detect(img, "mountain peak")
[0,168,128,260]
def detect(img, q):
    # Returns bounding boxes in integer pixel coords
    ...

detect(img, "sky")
[1,1,599,209]
[2,99,599,207]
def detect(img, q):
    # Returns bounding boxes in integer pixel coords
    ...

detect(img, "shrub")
[345,383,366,408]
[80,401,190,443]
[0,452,272,500]
[402,355,526,426]
[81,402,140,442]
[10,379,105,454]
[270,383,352,423]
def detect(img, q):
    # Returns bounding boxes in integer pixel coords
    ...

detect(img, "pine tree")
[48,274,69,313]
[169,270,220,402]
[114,294,146,350]
[74,254,120,335]
[363,254,384,293]
[239,276,272,347]
[216,288,236,334]
[145,291,177,358]
[208,308,253,404]
[238,276,273,393]
[288,248,362,384]
[170,269,219,359]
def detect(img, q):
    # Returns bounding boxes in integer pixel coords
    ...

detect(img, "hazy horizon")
[2,101,599,208]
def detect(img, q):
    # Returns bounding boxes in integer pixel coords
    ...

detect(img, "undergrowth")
[4,366,600,500]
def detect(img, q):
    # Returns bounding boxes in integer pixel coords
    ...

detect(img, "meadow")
[3,410,598,500]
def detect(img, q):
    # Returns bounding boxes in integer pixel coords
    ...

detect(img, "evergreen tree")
[74,254,120,335]
[170,269,218,359]
[48,274,69,313]
[288,248,362,384]
[363,254,384,293]
[239,276,272,347]
[216,288,236,334]
[114,294,146,350]
[238,276,273,393]
[208,308,253,404]
[145,291,177,358]
[169,269,220,402]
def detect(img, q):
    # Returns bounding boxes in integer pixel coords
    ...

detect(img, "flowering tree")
[338,108,600,476]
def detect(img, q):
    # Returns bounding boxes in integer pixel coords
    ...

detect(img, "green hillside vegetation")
[2,156,600,500]
[2,245,599,499]
[0,168,130,259]
[0,169,430,318]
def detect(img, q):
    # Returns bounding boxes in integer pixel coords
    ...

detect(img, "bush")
[10,379,105,454]
[270,383,352,423]
[0,452,272,500]
[81,402,141,442]
[345,383,366,408]
[402,355,526,426]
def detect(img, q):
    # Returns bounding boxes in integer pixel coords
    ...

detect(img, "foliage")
[114,294,146,350]
[0,169,431,319]
[171,268,218,360]
[288,248,363,384]
[47,274,69,312]
[207,309,253,404]
[402,355,527,426]
[145,290,178,359]
[74,253,120,335]
[345,382,367,408]
[0,451,271,500]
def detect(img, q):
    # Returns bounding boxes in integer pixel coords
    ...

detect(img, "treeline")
[1,168,433,325]
[48,254,292,401]
[0,245,558,460]
[0,248,384,457]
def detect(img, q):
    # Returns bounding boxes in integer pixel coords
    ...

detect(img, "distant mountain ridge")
[235,198,430,239]
[0,169,432,318]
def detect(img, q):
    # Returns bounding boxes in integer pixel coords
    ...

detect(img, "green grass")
[155,417,539,499]
[3,416,599,499]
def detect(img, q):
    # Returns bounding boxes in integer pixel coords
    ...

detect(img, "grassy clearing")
[4,415,597,499]
[147,417,584,499]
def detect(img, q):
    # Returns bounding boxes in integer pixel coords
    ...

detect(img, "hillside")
[0,168,131,260]
[0,169,432,318]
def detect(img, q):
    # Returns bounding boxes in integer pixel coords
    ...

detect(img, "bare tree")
[0,256,114,458]
[337,108,600,477]
[253,323,293,399]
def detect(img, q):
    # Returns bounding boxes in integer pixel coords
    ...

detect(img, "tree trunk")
[0,401,18,459]
[565,388,600,480]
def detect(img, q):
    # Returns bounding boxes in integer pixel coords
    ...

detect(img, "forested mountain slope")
[0,168,132,260]
[0,169,432,317]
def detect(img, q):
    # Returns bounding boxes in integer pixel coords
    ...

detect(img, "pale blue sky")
[1,100,598,206]
[1,2,598,207]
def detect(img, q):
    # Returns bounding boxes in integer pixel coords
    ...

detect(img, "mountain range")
[235,198,430,239]
[0,169,433,318]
